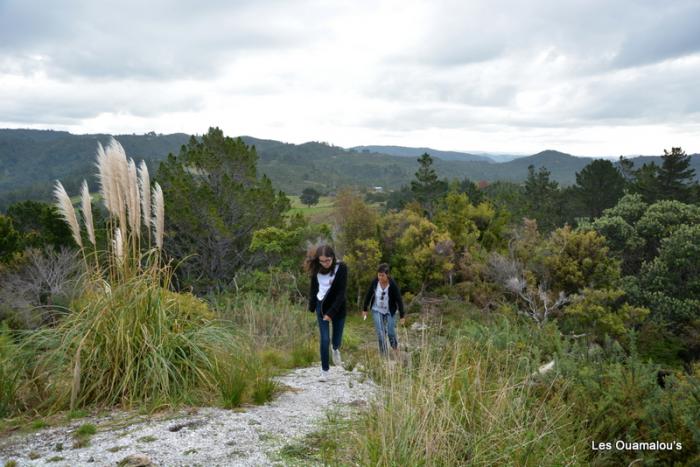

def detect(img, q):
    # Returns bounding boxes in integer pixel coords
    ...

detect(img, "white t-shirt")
[317,264,339,301]
[372,282,390,314]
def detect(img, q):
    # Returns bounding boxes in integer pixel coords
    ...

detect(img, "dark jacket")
[362,277,404,318]
[308,262,348,319]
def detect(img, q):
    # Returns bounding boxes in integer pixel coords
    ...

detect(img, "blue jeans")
[372,309,397,355]
[316,302,345,371]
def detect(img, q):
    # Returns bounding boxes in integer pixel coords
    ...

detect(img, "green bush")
[555,343,700,465]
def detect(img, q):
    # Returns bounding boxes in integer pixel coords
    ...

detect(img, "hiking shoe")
[319,370,330,382]
[332,348,342,366]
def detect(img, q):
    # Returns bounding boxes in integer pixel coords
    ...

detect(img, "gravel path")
[0,365,377,466]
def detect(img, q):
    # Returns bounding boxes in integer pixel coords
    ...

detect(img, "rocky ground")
[0,365,377,466]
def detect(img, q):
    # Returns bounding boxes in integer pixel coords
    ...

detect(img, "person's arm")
[362,279,376,311]
[308,275,318,313]
[324,263,347,320]
[362,279,376,320]
[393,279,405,321]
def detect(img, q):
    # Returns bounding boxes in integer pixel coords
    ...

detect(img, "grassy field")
[287,196,335,224]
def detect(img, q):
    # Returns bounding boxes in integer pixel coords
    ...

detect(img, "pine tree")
[410,153,447,219]
[573,159,626,219]
[657,147,696,202]
[524,165,561,232]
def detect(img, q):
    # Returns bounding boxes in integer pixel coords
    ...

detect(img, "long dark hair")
[377,263,391,275]
[304,244,337,276]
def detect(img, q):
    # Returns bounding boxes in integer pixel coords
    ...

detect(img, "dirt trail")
[0,366,376,466]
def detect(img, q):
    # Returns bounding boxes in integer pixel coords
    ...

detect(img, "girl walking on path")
[306,245,348,381]
[362,263,405,356]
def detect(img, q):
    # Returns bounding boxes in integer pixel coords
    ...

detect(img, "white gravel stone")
[0,366,377,466]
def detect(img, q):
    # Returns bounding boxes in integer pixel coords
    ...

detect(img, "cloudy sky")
[1,0,699,156]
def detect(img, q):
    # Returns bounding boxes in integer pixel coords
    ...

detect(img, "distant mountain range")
[0,129,698,210]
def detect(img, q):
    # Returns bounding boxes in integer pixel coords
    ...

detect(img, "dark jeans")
[316,302,345,371]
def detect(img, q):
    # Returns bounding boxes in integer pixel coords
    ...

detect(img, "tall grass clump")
[215,292,316,369]
[16,138,240,413]
[0,324,20,417]
[348,319,585,466]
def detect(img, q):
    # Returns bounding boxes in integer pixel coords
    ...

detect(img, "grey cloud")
[398,0,700,73]
[0,0,330,80]
[612,3,700,68]
[0,83,204,125]
[366,65,518,107]
[579,67,700,123]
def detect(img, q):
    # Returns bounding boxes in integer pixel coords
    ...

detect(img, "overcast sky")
[1,0,699,156]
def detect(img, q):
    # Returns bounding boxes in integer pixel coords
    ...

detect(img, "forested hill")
[1,129,698,210]
[351,145,494,162]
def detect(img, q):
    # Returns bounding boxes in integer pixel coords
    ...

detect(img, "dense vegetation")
[1,128,699,465]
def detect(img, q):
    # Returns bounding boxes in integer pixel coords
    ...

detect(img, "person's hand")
[400,317,406,326]
[362,311,367,321]
[323,315,331,321]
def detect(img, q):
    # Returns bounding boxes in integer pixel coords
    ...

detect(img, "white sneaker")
[319,370,330,382]
[332,349,342,366]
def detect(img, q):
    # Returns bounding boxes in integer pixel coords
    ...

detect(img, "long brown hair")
[304,244,337,276]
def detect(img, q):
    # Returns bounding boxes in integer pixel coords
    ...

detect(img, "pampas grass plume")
[138,161,151,236]
[81,180,96,246]
[127,159,140,238]
[152,183,164,249]
[54,181,82,248]
[113,227,124,263]
[106,138,128,233]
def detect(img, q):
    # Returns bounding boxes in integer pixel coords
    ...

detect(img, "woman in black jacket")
[306,244,348,381]
[362,263,404,356]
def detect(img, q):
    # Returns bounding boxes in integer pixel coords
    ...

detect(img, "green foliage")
[390,210,454,292]
[557,347,700,466]
[335,189,381,304]
[635,200,700,259]
[250,213,329,271]
[562,288,649,342]
[543,226,620,295]
[572,159,626,219]
[0,214,21,264]
[637,224,700,360]
[299,187,320,207]
[632,161,661,203]
[601,193,647,225]
[591,195,700,276]
[434,191,480,253]
[344,238,382,307]
[6,200,75,250]
[157,127,290,292]
[482,180,527,221]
